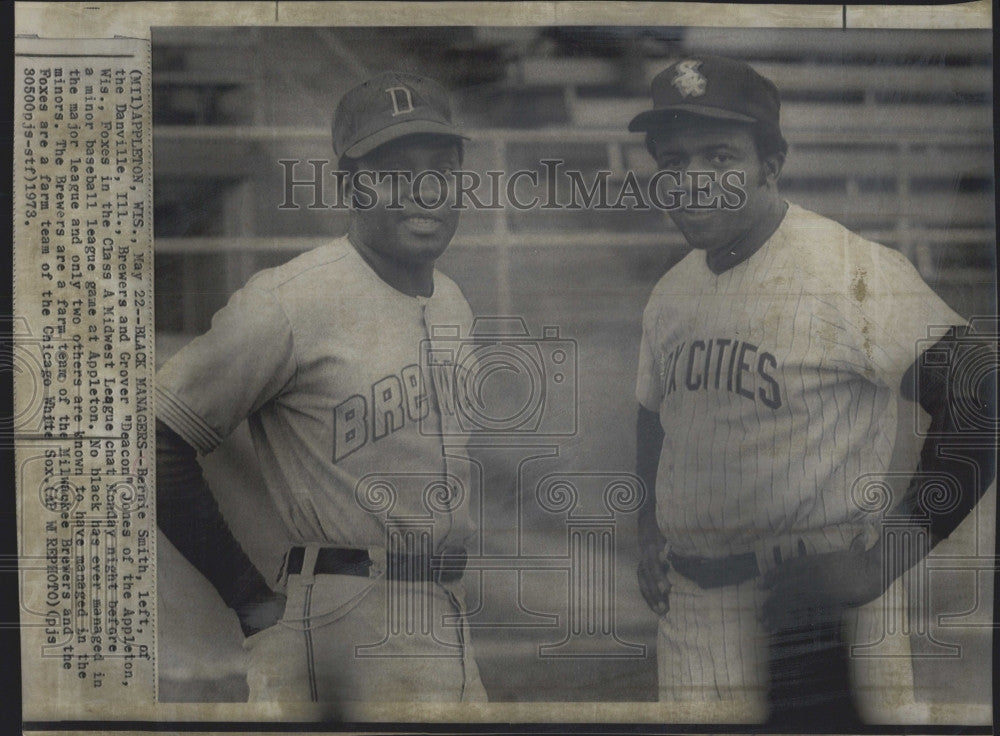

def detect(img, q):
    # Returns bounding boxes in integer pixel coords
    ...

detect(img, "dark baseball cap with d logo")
[628,55,782,134]
[332,71,468,162]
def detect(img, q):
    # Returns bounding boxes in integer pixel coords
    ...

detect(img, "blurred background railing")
[152,26,994,340]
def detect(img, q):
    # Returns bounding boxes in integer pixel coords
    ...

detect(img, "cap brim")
[343,120,469,159]
[628,104,757,132]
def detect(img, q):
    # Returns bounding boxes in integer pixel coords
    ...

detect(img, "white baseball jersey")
[156,236,476,553]
[636,202,965,560]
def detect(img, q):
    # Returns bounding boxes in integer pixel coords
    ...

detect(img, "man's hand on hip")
[237,593,287,638]
[637,531,671,616]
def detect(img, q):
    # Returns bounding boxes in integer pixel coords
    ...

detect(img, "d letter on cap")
[386,86,415,116]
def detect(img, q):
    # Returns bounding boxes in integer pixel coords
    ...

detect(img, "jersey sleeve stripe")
[155,385,224,455]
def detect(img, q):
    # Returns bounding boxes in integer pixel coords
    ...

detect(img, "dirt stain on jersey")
[861,321,874,375]
[851,268,875,372]
[851,267,868,303]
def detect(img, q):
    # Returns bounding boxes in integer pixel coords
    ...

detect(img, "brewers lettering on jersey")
[155,72,487,706]
[630,55,995,725]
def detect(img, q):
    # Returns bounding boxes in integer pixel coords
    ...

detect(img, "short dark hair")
[751,124,789,161]
[644,119,788,162]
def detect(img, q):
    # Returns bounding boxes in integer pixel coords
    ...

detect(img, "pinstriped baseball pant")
[656,569,918,721]
[244,571,486,704]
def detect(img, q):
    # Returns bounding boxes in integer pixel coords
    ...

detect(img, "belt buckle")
[431,549,467,583]
[299,544,321,585]
[366,545,386,579]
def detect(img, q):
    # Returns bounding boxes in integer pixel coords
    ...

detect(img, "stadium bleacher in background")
[152,26,994,336]
[152,27,995,706]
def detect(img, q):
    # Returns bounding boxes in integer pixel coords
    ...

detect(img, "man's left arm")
[895,325,997,542]
[762,325,997,630]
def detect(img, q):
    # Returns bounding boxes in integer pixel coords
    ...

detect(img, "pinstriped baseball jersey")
[636,203,965,559]
[156,237,476,552]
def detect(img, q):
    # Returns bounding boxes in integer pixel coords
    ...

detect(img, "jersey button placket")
[418,298,454,549]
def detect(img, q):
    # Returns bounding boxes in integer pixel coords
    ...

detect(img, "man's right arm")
[155,286,296,636]
[636,405,670,615]
[636,406,664,543]
[157,419,285,637]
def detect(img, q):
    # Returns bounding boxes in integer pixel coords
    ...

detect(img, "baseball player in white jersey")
[155,71,487,706]
[630,56,996,724]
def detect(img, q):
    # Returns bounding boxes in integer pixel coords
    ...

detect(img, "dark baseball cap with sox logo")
[628,54,783,135]
[332,71,468,163]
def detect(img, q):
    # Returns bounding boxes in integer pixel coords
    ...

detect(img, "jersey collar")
[344,234,438,301]
[705,200,790,275]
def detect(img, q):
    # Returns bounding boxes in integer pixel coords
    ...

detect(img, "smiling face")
[348,133,463,266]
[649,119,783,253]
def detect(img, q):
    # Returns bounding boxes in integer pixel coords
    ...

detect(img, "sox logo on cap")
[671,60,707,98]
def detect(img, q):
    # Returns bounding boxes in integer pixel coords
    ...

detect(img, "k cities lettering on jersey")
[332,358,465,462]
[658,337,782,409]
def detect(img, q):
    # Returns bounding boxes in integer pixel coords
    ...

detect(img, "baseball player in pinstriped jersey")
[155,72,487,705]
[630,56,996,724]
